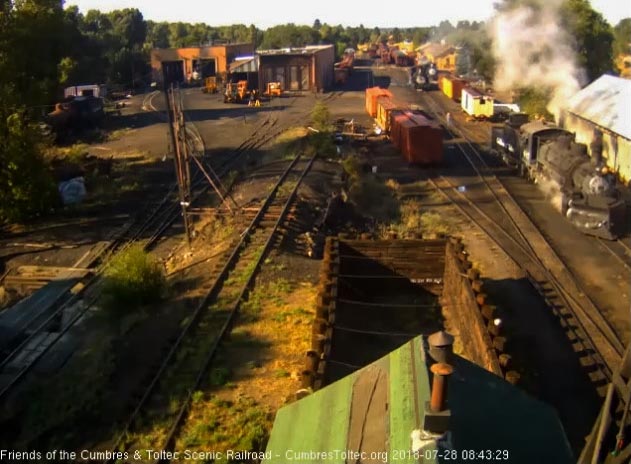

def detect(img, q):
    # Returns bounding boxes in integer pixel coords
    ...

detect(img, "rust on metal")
[430,362,454,412]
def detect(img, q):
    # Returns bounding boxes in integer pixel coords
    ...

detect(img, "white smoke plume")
[490,0,585,119]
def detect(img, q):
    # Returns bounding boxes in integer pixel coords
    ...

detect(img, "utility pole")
[165,84,192,248]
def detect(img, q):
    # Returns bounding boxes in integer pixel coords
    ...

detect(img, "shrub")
[100,245,166,313]
[308,132,335,156]
[310,101,331,132]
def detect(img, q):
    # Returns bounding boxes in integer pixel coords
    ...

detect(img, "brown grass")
[173,280,316,459]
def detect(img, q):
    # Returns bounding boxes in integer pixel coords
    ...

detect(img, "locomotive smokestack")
[590,130,603,167]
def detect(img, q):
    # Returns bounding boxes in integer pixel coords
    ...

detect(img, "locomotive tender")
[491,115,626,239]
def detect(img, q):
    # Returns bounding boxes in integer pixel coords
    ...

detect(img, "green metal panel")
[264,336,573,464]
[388,340,418,464]
[264,374,353,464]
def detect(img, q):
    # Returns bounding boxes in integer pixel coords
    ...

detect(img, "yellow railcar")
[376,96,398,133]
[461,87,494,119]
[439,75,467,102]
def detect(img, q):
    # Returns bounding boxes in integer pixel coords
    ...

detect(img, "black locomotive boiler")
[491,116,626,240]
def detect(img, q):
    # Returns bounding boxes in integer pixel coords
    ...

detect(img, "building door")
[162,60,185,85]
[264,67,273,87]
[301,65,309,90]
[274,67,286,89]
[200,59,216,78]
[289,66,300,91]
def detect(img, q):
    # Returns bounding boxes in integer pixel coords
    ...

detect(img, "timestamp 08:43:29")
[391,449,510,461]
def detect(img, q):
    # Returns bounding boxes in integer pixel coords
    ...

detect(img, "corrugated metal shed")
[229,56,259,73]
[566,74,631,140]
[264,335,573,464]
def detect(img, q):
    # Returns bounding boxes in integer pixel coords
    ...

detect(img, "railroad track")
[0,87,341,403]
[0,89,214,398]
[0,90,302,399]
[597,238,631,272]
[102,151,316,464]
[417,90,625,388]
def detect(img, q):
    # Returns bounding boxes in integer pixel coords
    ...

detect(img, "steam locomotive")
[491,115,626,239]
[411,60,438,91]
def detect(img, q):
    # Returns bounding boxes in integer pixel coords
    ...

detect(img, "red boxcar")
[389,111,443,165]
[389,110,408,150]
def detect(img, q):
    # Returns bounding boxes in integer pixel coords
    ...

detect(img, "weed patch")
[176,396,271,462]
[378,199,453,238]
[100,245,167,317]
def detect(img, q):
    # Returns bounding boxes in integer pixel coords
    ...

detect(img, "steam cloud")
[490,0,585,119]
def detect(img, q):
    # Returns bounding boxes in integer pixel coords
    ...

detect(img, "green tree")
[561,0,614,81]
[146,21,170,48]
[612,18,631,76]
[433,20,455,39]
[370,26,381,43]
[390,27,402,42]
[259,24,319,49]
[0,1,59,222]
[613,18,631,56]
[412,27,430,47]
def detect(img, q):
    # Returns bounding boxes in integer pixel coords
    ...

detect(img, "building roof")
[263,335,573,464]
[566,74,631,140]
[229,56,258,73]
[462,86,493,99]
[257,44,333,56]
[152,42,252,52]
[416,42,455,58]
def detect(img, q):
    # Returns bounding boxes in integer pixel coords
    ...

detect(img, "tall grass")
[101,245,166,312]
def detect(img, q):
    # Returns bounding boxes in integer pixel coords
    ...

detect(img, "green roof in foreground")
[263,336,573,464]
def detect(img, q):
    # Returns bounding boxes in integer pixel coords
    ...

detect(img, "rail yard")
[1,3,631,464]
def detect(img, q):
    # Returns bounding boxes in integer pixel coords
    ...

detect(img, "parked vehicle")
[46,96,105,142]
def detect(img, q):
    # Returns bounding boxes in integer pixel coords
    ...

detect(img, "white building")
[562,74,631,184]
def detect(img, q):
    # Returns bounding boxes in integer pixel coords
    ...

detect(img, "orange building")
[150,43,254,84]
[416,42,457,73]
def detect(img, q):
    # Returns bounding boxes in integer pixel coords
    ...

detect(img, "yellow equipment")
[202,76,218,94]
[237,81,248,99]
[265,82,282,97]
[224,80,249,103]
[248,89,261,107]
